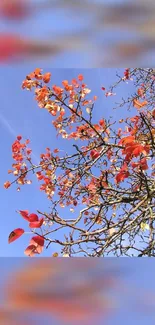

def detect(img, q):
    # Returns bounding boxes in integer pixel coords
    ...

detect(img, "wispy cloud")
[0,111,39,164]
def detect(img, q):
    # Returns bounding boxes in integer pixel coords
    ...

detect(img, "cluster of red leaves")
[115,123,150,184]
[24,235,44,257]
[122,68,134,82]
[8,210,44,256]
[18,210,44,228]
[68,121,107,141]
[4,135,32,190]
[119,135,150,162]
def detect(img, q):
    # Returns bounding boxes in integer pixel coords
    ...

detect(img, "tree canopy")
[4,68,155,257]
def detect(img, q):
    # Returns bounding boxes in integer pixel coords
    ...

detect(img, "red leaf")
[29,217,44,228]
[18,210,29,221]
[142,144,150,155]
[28,213,38,222]
[24,244,37,257]
[53,148,59,153]
[115,171,130,184]
[29,235,44,254]
[99,119,105,127]
[8,228,24,243]
[30,235,44,247]
[132,144,143,157]
[78,74,83,81]
[101,87,106,91]
[90,150,100,160]
[17,135,22,141]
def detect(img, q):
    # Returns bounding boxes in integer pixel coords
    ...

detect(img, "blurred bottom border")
[0,258,155,325]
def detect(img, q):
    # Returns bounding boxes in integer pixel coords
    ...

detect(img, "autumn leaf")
[24,236,44,256]
[119,135,135,145]
[17,135,22,141]
[115,171,130,184]
[99,119,105,127]
[90,150,100,160]
[28,213,39,222]
[29,217,44,228]
[4,181,11,189]
[18,210,29,221]
[115,164,130,184]
[24,244,38,257]
[43,72,51,83]
[30,235,44,247]
[133,99,148,109]
[78,74,84,81]
[8,228,24,243]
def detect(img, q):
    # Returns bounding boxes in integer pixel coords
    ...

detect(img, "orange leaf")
[8,228,24,243]
[43,72,51,83]
[120,136,135,145]
[133,99,148,109]
[62,80,68,87]
[4,181,11,189]
[34,68,42,80]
